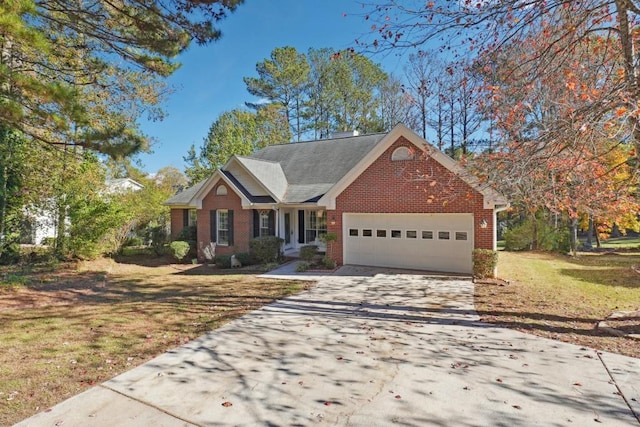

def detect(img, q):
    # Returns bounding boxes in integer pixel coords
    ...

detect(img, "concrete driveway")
[16,265,640,426]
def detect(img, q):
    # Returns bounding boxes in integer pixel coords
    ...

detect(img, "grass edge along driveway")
[476,250,640,359]
[0,258,307,426]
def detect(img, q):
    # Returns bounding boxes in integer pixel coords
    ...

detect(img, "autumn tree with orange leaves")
[469,16,639,252]
[364,0,640,252]
[363,1,640,156]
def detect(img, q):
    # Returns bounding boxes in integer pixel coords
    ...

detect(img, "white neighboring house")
[25,178,144,245]
[104,178,144,195]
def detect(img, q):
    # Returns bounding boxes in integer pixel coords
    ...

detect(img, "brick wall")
[197,183,252,260]
[328,136,494,264]
[170,208,186,240]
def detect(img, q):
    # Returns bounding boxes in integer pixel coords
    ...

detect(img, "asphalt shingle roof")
[221,170,276,204]
[164,132,387,206]
[164,179,207,206]
[248,132,386,202]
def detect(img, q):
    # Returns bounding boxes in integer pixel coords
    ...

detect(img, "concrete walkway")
[16,265,640,426]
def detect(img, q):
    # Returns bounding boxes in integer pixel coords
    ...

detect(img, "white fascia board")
[317,124,424,209]
[164,204,195,209]
[229,156,283,203]
[318,123,508,211]
[191,170,251,209]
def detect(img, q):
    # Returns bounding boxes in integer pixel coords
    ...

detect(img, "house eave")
[318,123,508,210]
[164,203,196,209]
[228,156,284,203]
[191,171,252,208]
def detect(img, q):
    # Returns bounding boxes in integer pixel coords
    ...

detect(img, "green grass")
[0,258,306,426]
[476,250,640,359]
[597,236,640,249]
[497,251,640,311]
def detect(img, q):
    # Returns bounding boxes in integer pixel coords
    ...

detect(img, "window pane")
[363,229,372,237]
[259,212,269,235]
[422,231,433,239]
[308,210,317,229]
[406,230,417,239]
[188,209,197,226]
[349,229,358,236]
[317,211,327,232]
[305,211,327,243]
[218,211,228,230]
[217,210,229,245]
[455,232,468,241]
[306,230,317,243]
[391,230,401,238]
[377,229,386,238]
[438,231,450,240]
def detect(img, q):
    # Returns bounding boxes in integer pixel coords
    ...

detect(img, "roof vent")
[331,130,360,139]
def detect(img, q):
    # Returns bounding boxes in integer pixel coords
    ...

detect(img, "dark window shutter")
[298,210,305,244]
[268,210,275,236]
[253,210,260,237]
[183,209,189,228]
[228,210,234,246]
[210,210,217,243]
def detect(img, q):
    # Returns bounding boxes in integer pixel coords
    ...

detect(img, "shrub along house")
[165,124,507,274]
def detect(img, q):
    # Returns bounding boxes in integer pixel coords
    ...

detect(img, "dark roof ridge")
[258,131,387,149]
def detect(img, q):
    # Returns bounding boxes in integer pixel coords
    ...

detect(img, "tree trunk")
[0,151,8,255]
[569,216,578,256]
[585,215,594,249]
[530,212,538,250]
[594,219,601,248]
[54,146,69,257]
[615,0,640,166]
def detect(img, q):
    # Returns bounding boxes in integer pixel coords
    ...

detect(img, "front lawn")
[475,251,640,358]
[0,258,306,426]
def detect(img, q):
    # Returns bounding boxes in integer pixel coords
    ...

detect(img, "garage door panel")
[343,213,473,274]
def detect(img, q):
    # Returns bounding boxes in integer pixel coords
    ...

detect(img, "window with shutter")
[228,210,234,245]
[217,210,229,245]
[183,209,189,228]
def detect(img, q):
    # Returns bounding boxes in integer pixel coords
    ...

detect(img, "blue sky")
[137,1,409,174]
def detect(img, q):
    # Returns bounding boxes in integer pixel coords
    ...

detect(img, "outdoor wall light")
[480,219,488,229]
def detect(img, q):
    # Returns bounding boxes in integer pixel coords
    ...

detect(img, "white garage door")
[343,213,474,274]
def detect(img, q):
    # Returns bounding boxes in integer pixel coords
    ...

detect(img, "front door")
[284,212,291,245]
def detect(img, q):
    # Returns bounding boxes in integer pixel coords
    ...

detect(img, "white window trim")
[217,209,229,246]
[391,146,413,161]
[216,185,228,196]
[259,211,270,236]
[305,210,327,243]
[188,209,197,227]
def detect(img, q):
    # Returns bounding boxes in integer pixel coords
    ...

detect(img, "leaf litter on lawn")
[0,257,307,426]
[475,251,640,358]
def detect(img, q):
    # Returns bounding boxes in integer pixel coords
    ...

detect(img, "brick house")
[165,124,508,274]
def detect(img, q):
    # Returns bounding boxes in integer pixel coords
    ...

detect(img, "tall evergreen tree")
[244,46,310,141]
[1,0,244,157]
[184,105,291,183]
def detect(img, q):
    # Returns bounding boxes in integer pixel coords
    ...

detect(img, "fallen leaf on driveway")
[221,401,232,407]
[496,378,503,383]
[395,395,402,399]
[512,405,521,410]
